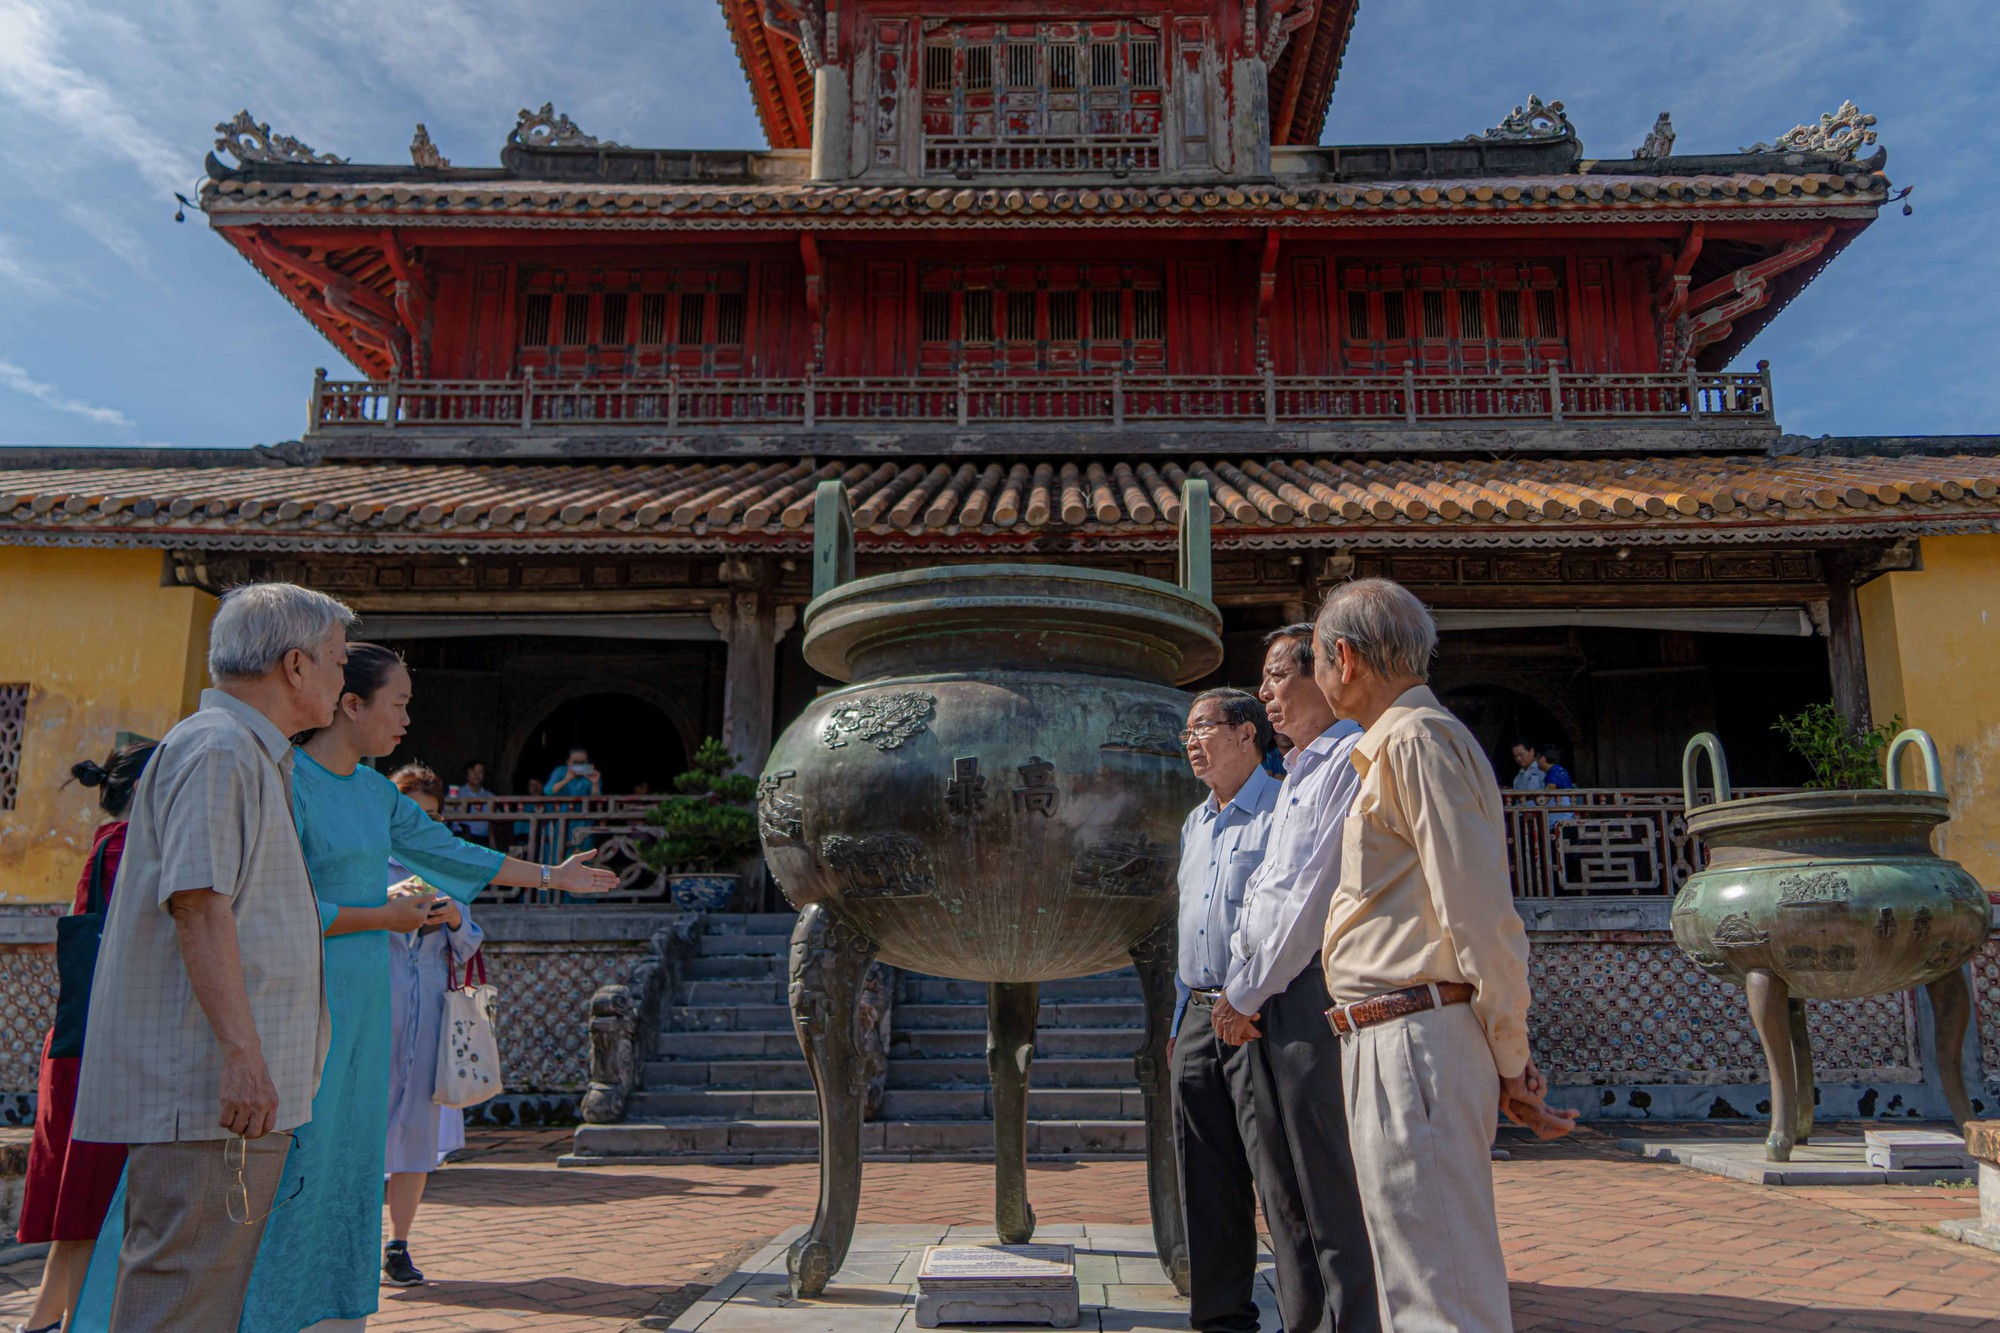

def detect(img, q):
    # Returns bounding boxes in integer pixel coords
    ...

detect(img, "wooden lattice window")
[1338,261,1567,373]
[518,268,748,377]
[919,19,1165,175]
[0,684,25,813]
[918,263,1163,372]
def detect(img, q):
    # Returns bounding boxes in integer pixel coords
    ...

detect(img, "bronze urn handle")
[1681,731,1733,810]
[1884,728,1945,794]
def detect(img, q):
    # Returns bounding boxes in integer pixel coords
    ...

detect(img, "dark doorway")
[514,694,688,796]
[1434,682,1571,784]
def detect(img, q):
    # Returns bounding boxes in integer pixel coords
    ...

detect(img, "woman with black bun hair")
[15,740,156,1333]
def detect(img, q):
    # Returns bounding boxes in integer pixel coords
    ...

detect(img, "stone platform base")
[666,1223,1279,1331]
[1938,1219,2000,1254]
[1616,1133,1975,1186]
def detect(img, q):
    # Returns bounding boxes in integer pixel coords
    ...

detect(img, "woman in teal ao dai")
[76,645,615,1332]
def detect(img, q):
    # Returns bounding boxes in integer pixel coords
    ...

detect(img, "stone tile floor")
[0,1124,1994,1331]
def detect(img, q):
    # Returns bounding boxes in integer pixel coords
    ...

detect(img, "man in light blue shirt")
[1172,687,1282,1333]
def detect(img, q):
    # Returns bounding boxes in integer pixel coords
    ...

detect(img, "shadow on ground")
[1511,1282,1998,1331]
[426,1165,784,1204]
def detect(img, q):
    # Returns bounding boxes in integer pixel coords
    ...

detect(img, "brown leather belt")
[1325,981,1476,1036]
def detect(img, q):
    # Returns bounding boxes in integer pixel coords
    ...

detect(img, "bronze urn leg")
[988,981,1041,1244]
[1744,969,1800,1161]
[1787,998,1815,1146]
[786,903,881,1298]
[1925,966,1976,1129]
[1130,920,1191,1295]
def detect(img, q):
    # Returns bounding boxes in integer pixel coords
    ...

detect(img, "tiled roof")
[200,168,1885,229]
[3,453,1995,554]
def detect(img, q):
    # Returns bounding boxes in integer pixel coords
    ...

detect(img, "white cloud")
[0,235,59,300]
[0,358,131,428]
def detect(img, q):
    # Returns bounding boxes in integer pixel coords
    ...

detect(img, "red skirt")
[17,1030,125,1243]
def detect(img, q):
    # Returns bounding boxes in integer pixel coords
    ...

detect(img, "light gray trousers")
[1339,1002,1513,1333]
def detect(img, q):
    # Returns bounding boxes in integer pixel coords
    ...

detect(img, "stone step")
[686,954,788,979]
[896,1001,1145,1031]
[667,1004,794,1032]
[678,979,788,1006]
[696,932,789,957]
[643,1058,813,1089]
[567,1117,1147,1163]
[654,1029,803,1059]
[885,1056,1132,1089]
[901,974,1140,1004]
[890,1027,1140,1059]
[698,913,798,935]
[627,1086,1145,1122]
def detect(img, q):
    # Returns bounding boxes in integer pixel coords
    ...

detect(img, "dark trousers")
[1173,1000,1262,1333]
[1228,962,1380,1333]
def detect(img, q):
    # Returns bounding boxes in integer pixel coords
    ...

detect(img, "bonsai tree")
[1771,703,1903,790]
[640,739,761,874]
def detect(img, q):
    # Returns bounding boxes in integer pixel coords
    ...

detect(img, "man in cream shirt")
[1312,578,1576,1333]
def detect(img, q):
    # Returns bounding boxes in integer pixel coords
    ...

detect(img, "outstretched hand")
[553,848,620,895]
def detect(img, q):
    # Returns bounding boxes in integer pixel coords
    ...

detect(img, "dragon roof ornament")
[214,110,346,167]
[1742,100,1878,160]
[510,104,624,151]
[409,124,449,169]
[1634,112,1676,159]
[1464,95,1575,144]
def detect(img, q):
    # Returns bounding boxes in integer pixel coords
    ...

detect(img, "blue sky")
[0,0,1990,448]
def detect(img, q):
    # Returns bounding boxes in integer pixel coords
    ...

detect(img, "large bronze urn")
[760,481,1221,1297]
[1672,731,1988,1160]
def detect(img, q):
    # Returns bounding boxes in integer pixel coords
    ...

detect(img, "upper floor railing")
[445,786,1798,906]
[310,365,1775,434]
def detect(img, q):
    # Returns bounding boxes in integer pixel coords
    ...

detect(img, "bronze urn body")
[1672,731,1988,1159]
[761,481,1221,1296]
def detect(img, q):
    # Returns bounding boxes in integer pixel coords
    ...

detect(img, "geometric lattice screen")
[0,684,25,812]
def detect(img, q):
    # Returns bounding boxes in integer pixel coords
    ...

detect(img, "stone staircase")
[568,912,1152,1163]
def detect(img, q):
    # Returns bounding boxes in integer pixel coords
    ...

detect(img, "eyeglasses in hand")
[225,1130,304,1226]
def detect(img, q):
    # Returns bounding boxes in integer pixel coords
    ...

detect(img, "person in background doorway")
[1536,743,1575,791]
[447,760,494,847]
[381,764,485,1288]
[1509,739,1545,791]
[541,748,602,866]
[16,741,157,1333]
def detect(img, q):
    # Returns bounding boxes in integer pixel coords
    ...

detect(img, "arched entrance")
[510,693,689,795]
[1434,683,1573,784]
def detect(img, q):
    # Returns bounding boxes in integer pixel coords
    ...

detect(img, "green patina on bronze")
[764,479,1220,1298]
[1671,730,1986,1161]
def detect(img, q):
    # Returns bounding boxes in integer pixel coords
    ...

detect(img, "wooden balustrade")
[440,786,1794,905]
[310,366,1775,433]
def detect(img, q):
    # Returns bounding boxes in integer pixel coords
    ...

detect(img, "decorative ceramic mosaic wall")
[1971,938,2000,1076]
[0,949,55,1097]
[485,942,651,1092]
[1529,940,1921,1085]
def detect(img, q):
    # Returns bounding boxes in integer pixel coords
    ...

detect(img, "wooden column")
[1822,551,1872,732]
[712,593,797,773]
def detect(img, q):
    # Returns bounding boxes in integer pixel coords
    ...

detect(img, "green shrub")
[1771,703,1903,790]
[640,738,762,872]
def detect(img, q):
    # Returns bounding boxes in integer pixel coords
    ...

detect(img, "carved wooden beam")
[237,229,395,376]
[763,0,826,70]
[380,229,434,377]
[800,231,826,371]
[1672,228,1832,369]
[1258,0,1318,65]
[1255,228,1281,370]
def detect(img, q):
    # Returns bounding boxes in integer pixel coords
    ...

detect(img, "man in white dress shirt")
[1172,688,1283,1333]
[1211,625,1379,1333]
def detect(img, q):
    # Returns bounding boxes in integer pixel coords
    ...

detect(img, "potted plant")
[641,739,761,911]
[1671,713,1985,1161]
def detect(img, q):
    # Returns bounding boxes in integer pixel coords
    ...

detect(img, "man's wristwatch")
[540,863,552,892]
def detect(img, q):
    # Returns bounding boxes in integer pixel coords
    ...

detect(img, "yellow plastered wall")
[1859,533,2000,888]
[0,548,215,903]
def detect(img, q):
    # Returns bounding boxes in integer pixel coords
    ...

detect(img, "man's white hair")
[207,583,356,683]
[1315,578,1437,681]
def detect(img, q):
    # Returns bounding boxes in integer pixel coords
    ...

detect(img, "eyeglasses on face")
[1178,719,1246,744]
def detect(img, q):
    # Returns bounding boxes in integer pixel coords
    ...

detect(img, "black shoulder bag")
[49,840,112,1060]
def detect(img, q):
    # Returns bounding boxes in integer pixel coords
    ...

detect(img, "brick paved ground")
[1,1125,1995,1331]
